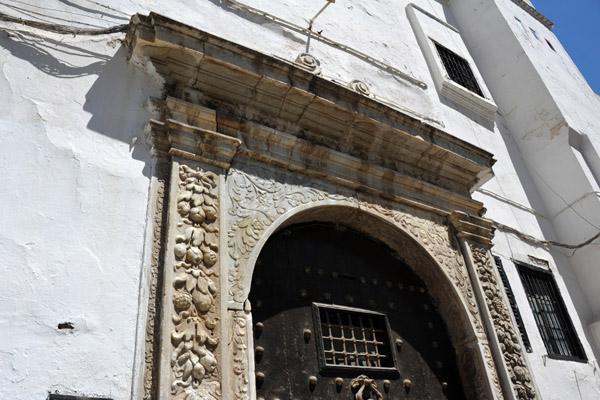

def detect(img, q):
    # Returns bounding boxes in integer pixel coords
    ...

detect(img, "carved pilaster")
[143,159,171,400]
[160,163,222,400]
[461,239,537,400]
[229,310,250,400]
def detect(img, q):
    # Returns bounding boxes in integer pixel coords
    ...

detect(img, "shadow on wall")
[0,29,160,178]
[0,29,108,77]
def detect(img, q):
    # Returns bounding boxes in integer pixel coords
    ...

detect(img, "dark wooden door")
[250,223,466,399]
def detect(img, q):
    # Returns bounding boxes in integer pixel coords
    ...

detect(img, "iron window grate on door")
[516,262,586,361]
[312,303,398,377]
[434,42,484,97]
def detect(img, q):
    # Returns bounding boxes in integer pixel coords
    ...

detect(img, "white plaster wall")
[1,1,600,399]
[0,28,162,399]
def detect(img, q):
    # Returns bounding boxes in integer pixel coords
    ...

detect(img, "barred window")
[312,303,398,376]
[494,256,532,352]
[435,42,484,97]
[517,262,586,361]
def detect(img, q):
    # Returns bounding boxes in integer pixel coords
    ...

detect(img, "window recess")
[435,42,484,97]
[406,4,497,121]
[516,262,586,361]
[493,256,532,352]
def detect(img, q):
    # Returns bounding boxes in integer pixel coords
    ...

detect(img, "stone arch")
[225,166,500,398]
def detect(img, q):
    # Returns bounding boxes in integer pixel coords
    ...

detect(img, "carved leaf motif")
[470,243,536,400]
[360,202,484,336]
[230,311,249,400]
[171,165,221,397]
[227,167,353,302]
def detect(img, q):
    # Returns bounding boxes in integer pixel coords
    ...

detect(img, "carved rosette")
[230,311,250,400]
[170,165,221,399]
[469,243,536,400]
[227,167,354,303]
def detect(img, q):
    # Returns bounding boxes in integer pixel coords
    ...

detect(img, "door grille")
[312,303,398,376]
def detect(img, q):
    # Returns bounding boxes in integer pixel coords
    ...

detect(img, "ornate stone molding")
[360,201,485,338]
[229,310,250,400]
[143,161,170,400]
[169,165,221,399]
[226,166,355,304]
[469,243,536,399]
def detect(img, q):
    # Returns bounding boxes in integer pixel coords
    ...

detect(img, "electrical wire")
[493,220,600,251]
[0,11,127,35]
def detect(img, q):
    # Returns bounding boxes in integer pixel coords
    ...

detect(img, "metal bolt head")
[442,382,449,391]
[403,379,412,388]
[383,380,391,391]
[255,346,264,356]
[303,329,312,343]
[256,372,265,381]
[309,376,318,385]
[396,338,403,350]
[335,377,344,387]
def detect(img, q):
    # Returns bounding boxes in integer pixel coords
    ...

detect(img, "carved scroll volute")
[159,162,222,400]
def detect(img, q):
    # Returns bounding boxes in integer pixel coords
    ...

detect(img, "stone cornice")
[509,0,554,30]
[448,211,495,245]
[128,12,496,216]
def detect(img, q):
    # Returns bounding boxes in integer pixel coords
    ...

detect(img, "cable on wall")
[0,11,127,35]
[493,220,600,251]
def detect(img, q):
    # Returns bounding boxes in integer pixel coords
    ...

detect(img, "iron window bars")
[494,256,532,352]
[516,262,586,361]
[434,42,484,97]
[312,303,398,377]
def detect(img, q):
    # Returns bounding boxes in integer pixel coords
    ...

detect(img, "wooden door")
[250,223,466,399]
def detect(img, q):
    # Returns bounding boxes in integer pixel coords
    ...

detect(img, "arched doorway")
[249,222,466,399]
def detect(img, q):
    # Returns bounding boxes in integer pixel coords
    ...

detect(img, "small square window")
[517,262,586,361]
[434,42,484,97]
[515,17,526,32]
[530,28,539,40]
[312,303,398,377]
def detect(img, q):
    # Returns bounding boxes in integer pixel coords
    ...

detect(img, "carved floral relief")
[170,165,221,400]
[469,243,536,400]
[226,166,354,303]
[230,310,250,400]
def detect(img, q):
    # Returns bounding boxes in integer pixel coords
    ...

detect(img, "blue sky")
[533,0,600,94]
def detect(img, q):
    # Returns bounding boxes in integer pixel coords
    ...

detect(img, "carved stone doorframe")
[222,162,504,400]
[123,13,537,400]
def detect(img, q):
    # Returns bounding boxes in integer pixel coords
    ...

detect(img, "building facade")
[1,1,600,399]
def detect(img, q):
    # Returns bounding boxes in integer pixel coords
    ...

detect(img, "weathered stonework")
[469,243,536,400]
[125,14,537,400]
[168,164,221,399]
[143,160,171,400]
[229,310,250,400]
[226,165,355,304]
[224,163,501,399]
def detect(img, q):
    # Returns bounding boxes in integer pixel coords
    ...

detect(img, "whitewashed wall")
[1,0,599,399]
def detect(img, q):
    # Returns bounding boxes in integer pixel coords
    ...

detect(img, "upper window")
[312,303,398,376]
[517,262,586,361]
[434,43,484,97]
